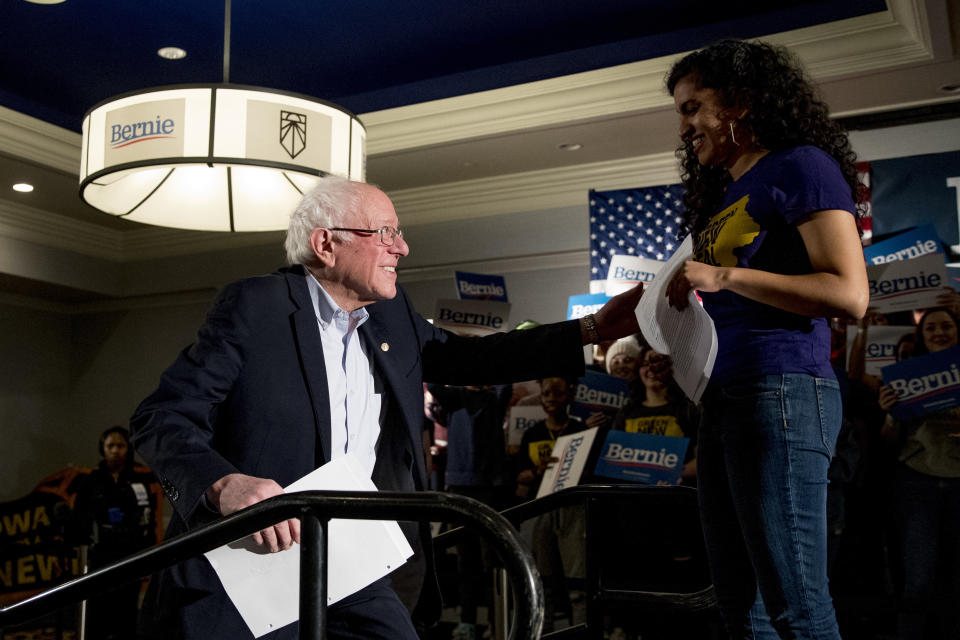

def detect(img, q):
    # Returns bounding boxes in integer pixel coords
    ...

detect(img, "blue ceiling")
[1,0,886,133]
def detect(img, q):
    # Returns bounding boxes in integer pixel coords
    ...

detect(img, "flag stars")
[608,215,615,222]
[590,216,596,223]
[608,232,615,239]
[627,247,635,254]
[666,243,674,251]
[609,249,616,256]
[656,235,663,243]
[646,212,653,218]
[656,252,664,260]
[599,224,606,231]
[618,239,625,246]
[617,223,624,229]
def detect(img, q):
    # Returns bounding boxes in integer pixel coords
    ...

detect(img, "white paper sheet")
[634,235,718,402]
[203,454,414,638]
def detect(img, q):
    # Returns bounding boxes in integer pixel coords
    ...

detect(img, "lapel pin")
[380,342,390,352]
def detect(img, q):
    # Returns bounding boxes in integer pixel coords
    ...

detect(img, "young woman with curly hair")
[663,40,869,639]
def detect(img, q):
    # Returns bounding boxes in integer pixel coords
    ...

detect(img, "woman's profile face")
[921,310,958,353]
[673,74,738,170]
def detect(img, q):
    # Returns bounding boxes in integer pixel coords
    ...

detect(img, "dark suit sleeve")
[129,282,249,524]
[416,308,586,385]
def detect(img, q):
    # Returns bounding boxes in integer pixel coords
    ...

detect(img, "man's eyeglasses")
[330,226,403,246]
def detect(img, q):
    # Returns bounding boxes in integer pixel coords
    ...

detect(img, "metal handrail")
[0,491,543,640]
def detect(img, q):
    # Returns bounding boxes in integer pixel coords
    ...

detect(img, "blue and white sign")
[882,346,960,420]
[593,431,689,485]
[866,251,946,313]
[566,293,611,320]
[863,224,943,265]
[434,298,511,336]
[455,271,508,302]
[604,255,663,296]
[570,371,629,422]
[846,325,915,377]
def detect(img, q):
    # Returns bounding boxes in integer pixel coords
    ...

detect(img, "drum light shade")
[79,85,366,232]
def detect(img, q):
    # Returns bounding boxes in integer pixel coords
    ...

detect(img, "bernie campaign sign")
[865,252,946,313]
[566,293,611,320]
[594,430,689,486]
[434,298,510,336]
[506,405,547,446]
[535,428,599,498]
[604,255,663,296]
[882,345,960,420]
[846,325,914,377]
[455,271,508,302]
[570,371,629,422]
[863,224,943,265]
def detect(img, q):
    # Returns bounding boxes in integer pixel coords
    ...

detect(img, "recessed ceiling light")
[558,143,583,151]
[23,0,66,4]
[12,183,34,193]
[157,47,187,60]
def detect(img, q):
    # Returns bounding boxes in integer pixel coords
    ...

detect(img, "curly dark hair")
[665,39,862,237]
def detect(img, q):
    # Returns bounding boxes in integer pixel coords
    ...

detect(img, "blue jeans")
[699,374,842,640]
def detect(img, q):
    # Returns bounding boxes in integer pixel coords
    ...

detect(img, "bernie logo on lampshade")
[78,0,365,232]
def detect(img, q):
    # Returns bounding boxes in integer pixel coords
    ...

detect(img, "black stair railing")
[0,491,543,640]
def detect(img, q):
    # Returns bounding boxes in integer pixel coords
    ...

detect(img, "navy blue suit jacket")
[130,266,584,639]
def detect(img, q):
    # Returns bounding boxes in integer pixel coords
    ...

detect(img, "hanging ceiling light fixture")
[78,0,365,232]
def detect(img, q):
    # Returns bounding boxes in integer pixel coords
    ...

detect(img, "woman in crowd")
[878,307,960,640]
[612,346,698,484]
[664,40,868,639]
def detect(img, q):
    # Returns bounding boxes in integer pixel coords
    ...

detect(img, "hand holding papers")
[204,455,413,638]
[635,235,717,401]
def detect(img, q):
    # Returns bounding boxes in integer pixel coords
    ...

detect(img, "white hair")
[284,176,366,266]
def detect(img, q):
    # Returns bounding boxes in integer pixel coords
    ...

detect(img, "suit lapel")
[285,268,333,466]
[360,308,424,486]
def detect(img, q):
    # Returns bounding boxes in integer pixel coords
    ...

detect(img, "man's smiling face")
[328,185,409,309]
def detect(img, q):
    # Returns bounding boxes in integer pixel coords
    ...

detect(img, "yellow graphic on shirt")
[529,440,555,467]
[624,414,685,437]
[693,195,761,267]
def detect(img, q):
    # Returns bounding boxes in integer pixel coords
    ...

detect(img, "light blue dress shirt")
[306,272,382,478]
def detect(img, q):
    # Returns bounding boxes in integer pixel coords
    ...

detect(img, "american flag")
[589,186,685,292]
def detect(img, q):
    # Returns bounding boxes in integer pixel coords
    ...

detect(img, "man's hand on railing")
[205,473,301,552]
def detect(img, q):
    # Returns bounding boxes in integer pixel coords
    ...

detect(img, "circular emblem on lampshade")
[79,84,366,232]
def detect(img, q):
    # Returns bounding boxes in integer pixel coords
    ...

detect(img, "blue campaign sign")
[863,224,943,266]
[455,271,508,302]
[570,371,629,422]
[566,293,611,320]
[594,430,689,485]
[882,346,960,420]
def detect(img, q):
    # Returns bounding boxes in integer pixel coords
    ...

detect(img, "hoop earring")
[728,121,740,147]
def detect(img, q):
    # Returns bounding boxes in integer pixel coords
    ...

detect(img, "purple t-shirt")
[692,146,856,387]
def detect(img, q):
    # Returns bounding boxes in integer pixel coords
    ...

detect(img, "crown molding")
[392,152,680,226]
[0,198,122,260]
[398,249,589,284]
[0,106,81,175]
[361,0,938,154]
